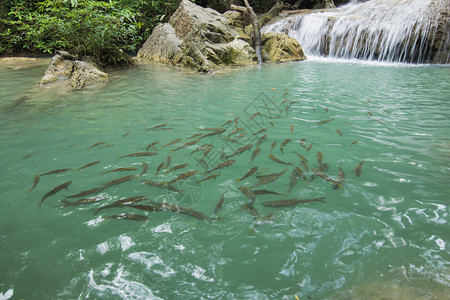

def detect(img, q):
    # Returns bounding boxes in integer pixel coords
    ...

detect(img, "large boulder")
[262,33,307,62]
[137,0,306,72]
[40,53,108,89]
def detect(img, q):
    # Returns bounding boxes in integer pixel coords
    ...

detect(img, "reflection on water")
[0,59,449,299]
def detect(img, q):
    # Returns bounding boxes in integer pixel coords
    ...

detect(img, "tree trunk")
[230,1,263,64]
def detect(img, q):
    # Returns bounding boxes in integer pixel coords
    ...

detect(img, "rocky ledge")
[137,0,306,72]
[40,52,109,89]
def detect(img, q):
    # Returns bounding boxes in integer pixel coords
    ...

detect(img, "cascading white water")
[262,0,449,63]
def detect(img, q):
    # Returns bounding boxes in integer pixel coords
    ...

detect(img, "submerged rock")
[137,0,306,72]
[40,53,108,89]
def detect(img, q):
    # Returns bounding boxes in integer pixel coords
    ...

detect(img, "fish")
[225,144,252,159]
[256,168,287,180]
[23,152,36,159]
[375,119,386,125]
[60,197,105,209]
[252,128,267,136]
[196,158,208,171]
[256,134,267,146]
[197,173,220,183]
[251,147,261,161]
[290,125,294,134]
[227,127,244,137]
[336,129,343,137]
[287,168,300,193]
[221,120,232,127]
[253,189,282,195]
[213,193,225,214]
[99,144,114,149]
[301,161,309,174]
[317,118,335,125]
[40,168,72,176]
[223,137,241,145]
[283,91,288,96]
[242,202,260,218]
[28,174,40,193]
[200,128,226,139]
[139,162,149,178]
[270,121,275,128]
[66,187,102,198]
[196,127,223,131]
[306,142,315,152]
[262,197,325,207]
[191,145,205,154]
[234,117,239,127]
[280,139,291,153]
[146,142,158,151]
[161,138,181,149]
[236,167,258,183]
[268,154,292,166]
[236,132,247,139]
[281,98,288,104]
[351,141,358,146]
[122,131,131,137]
[294,166,307,182]
[101,174,136,190]
[317,151,323,165]
[171,139,200,152]
[284,105,291,113]
[318,163,329,172]
[146,123,168,131]
[155,162,165,176]
[293,151,308,163]
[238,186,255,201]
[156,127,173,130]
[202,145,212,158]
[88,142,107,150]
[205,160,235,174]
[150,201,220,221]
[103,213,149,221]
[119,152,157,159]
[335,163,346,189]
[187,133,202,139]
[248,112,261,122]
[166,170,198,184]
[354,161,364,177]
[95,196,148,213]
[164,163,189,174]
[324,107,329,113]
[368,112,373,116]
[220,146,226,159]
[103,167,138,174]
[270,142,277,152]
[122,204,163,212]
[251,176,278,188]
[142,180,184,194]
[39,180,72,208]
[166,155,172,168]
[312,168,342,188]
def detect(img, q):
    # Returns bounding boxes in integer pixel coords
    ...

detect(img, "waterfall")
[262,0,449,64]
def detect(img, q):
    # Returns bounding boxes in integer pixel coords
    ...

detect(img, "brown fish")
[202,145,213,158]
[252,128,267,136]
[301,161,309,174]
[103,213,149,221]
[196,158,208,172]
[187,133,202,139]
[253,189,282,195]
[251,176,278,188]
[351,141,358,146]
[213,193,225,214]
[166,170,198,184]
[236,167,258,183]
[270,121,275,128]
[196,127,223,131]
[306,142,315,152]
[103,167,138,174]
[161,138,181,149]
[146,123,168,131]
[336,129,343,137]
[200,128,226,139]
[197,173,220,183]
[228,127,244,137]
[28,174,40,193]
[317,152,323,165]
[88,142,107,150]
[221,120,232,127]
[101,175,136,190]
[171,139,200,152]
[256,168,287,180]
[238,186,255,201]
[164,163,189,174]
[41,168,72,176]
[225,144,252,159]
[146,142,158,151]
[23,152,36,160]
[155,162,165,176]
[290,125,294,134]
[123,204,163,212]
[236,132,248,139]
[335,163,346,189]
[270,141,277,152]
[122,131,131,137]
[205,160,235,174]
[251,147,261,162]
[294,167,307,182]
[262,197,325,207]
[293,151,308,163]
[139,162,149,178]
[280,139,291,153]
[66,187,102,199]
[287,168,301,193]
[119,152,157,159]
[39,180,72,208]
[60,197,105,209]
[312,168,342,189]
[150,201,220,221]
[256,134,267,147]
[354,161,364,177]
[268,154,292,166]
[248,112,261,122]
[317,118,335,125]
[166,155,172,168]
[142,180,184,194]
[95,196,148,213]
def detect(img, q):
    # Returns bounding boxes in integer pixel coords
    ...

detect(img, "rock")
[137,0,305,72]
[40,53,108,89]
[262,33,307,62]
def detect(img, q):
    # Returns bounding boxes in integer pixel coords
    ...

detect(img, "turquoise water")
[0,58,449,299]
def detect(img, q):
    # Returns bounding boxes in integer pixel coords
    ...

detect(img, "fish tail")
[236,179,241,183]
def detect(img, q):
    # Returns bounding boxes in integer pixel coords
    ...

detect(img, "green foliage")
[0,0,180,68]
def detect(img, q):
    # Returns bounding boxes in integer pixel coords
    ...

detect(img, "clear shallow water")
[0,59,449,299]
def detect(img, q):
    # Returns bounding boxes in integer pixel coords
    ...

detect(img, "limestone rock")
[138,0,304,72]
[262,33,307,62]
[40,53,108,89]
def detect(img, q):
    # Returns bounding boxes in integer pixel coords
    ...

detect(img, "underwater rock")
[137,0,306,72]
[40,53,108,89]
